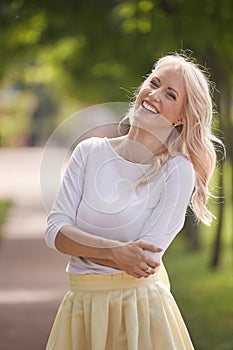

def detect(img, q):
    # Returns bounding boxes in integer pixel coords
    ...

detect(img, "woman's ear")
[177,118,183,125]
[172,118,183,127]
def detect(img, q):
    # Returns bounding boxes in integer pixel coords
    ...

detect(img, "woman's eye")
[150,80,159,88]
[167,92,176,100]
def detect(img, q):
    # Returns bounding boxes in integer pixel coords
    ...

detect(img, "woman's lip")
[142,100,159,114]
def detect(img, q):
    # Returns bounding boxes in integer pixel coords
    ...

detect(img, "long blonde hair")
[122,54,223,226]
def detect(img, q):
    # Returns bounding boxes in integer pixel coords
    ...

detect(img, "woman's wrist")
[97,242,124,262]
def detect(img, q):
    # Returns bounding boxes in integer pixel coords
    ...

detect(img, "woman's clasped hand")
[89,241,163,278]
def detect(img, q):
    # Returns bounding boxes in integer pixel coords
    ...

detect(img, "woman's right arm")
[46,140,161,277]
[55,227,162,278]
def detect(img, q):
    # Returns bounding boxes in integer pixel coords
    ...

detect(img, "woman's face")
[133,65,186,131]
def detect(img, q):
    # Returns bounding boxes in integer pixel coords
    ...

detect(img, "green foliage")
[0,199,12,241]
[0,89,34,146]
[1,0,232,103]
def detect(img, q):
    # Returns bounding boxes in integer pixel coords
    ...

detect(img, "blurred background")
[0,1,232,349]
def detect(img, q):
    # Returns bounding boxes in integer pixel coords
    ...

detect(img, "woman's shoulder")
[72,136,123,163]
[73,136,106,154]
[169,154,193,166]
[74,135,127,156]
[167,154,195,178]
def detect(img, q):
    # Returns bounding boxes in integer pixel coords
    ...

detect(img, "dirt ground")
[0,148,69,350]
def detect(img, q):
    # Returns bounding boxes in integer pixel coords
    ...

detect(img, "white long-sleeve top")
[45,136,195,274]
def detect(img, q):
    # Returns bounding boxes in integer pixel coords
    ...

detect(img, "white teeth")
[142,101,158,114]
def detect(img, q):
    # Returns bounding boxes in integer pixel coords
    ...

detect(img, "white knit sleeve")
[138,156,195,260]
[45,139,91,250]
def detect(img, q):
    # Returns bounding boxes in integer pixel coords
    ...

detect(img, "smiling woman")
[125,54,221,224]
[135,65,185,126]
[45,53,222,350]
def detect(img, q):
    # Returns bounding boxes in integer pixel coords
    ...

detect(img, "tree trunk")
[184,213,201,251]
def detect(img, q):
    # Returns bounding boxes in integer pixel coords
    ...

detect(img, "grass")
[0,199,12,242]
[163,217,232,349]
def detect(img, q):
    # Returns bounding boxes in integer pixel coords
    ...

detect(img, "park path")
[0,147,69,350]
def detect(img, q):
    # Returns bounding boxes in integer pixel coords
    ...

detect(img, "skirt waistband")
[69,271,160,292]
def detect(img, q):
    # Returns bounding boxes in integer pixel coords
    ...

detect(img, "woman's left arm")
[137,156,195,260]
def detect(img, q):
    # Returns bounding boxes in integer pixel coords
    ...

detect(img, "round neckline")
[104,137,152,167]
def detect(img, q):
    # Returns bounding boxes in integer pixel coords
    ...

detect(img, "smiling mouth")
[142,100,159,114]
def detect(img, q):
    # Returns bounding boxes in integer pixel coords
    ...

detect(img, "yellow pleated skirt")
[46,265,194,350]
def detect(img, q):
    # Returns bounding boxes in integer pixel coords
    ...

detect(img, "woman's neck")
[116,127,168,164]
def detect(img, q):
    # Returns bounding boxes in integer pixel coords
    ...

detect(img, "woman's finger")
[136,241,163,253]
[147,257,161,269]
[137,265,155,278]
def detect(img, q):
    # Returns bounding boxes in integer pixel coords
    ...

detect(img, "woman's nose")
[149,89,161,101]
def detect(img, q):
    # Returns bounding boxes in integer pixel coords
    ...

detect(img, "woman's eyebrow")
[151,76,160,83]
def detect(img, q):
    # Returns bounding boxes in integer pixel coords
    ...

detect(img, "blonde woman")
[45,54,219,349]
